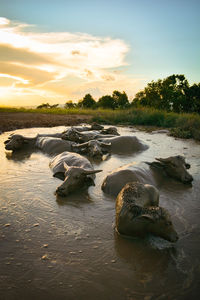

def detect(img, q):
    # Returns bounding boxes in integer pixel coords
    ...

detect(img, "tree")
[112,90,130,109]
[37,103,51,109]
[49,104,59,109]
[97,95,116,109]
[131,74,198,113]
[65,100,76,109]
[80,94,96,108]
[36,103,59,109]
[184,83,200,113]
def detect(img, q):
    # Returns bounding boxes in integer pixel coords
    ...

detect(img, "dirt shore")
[0,112,92,133]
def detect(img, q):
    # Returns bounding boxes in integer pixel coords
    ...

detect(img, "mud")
[0,112,92,133]
[0,126,200,300]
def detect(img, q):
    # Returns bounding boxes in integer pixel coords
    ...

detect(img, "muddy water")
[0,126,200,300]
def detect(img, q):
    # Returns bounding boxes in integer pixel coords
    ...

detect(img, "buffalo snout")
[182,173,193,184]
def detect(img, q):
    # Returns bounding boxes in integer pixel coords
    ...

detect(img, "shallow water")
[0,126,200,300]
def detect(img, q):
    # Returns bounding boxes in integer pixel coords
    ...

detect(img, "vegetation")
[97,95,116,109]
[1,106,200,141]
[132,74,200,113]
[37,103,59,109]
[78,94,96,108]
[62,90,130,110]
[1,74,200,140]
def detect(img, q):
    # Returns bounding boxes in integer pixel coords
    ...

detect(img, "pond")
[0,126,200,300]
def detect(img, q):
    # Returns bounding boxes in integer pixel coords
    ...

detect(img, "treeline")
[37,75,200,114]
[133,74,200,114]
[64,90,130,110]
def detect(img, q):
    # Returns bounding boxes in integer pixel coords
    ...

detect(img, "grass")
[1,106,200,140]
[0,106,94,115]
[92,107,200,140]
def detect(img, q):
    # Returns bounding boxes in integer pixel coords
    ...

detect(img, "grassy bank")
[92,107,200,140]
[0,106,200,140]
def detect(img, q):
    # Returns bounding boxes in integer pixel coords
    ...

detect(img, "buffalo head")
[72,140,111,159]
[4,134,28,151]
[133,207,179,242]
[155,155,193,184]
[90,123,104,131]
[56,162,102,196]
[61,128,81,143]
[100,127,119,136]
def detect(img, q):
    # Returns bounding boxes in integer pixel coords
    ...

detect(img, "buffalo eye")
[170,162,177,168]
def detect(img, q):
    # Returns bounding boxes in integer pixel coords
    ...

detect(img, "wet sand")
[0,112,92,133]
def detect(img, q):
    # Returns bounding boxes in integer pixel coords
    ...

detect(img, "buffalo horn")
[100,142,111,148]
[63,162,69,171]
[155,157,171,163]
[73,142,89,149]
[83,169,102,175]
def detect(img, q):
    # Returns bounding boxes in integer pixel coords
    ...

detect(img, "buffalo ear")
[136,214,155,223]
[53,172,65,180]
[147,161,165,169]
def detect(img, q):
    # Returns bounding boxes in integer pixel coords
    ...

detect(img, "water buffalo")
[62,128,115,143]
[102,155,193,197]
[100,127,119,136]
[49,151,102,196]
[116,182,178,242]
[4,134,36,151]
[4,133,112,160]
[69,123,104,132]
[72,140,111,159]
[4,134,75,155]
[98,136,149,154]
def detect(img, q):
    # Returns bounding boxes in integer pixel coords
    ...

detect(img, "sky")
[0,0,199,106]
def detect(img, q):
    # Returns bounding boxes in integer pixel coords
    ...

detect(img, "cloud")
[0,62,57,86]
[0,17,144,105]
[0,44,53,65]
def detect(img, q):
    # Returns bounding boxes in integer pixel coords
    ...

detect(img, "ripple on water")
[0,126,199,299]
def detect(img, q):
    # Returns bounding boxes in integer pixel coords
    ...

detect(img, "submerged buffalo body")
[35,137,74,155]
[102,156,193,197]
[62,129,115,143]
[116,182,178,242]
[98,136,148,154]
[67,123,104,132]
[4,133,111,159]
[49,151,102,196]
[4,134,75,156]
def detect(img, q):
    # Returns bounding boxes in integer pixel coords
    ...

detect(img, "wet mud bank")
[0,112,92,133]
[0,126,200,300]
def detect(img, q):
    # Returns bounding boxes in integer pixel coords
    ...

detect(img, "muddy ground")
[0,112,92,133]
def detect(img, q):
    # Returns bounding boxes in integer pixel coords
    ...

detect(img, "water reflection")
[5,149,34,162]
[0,126,199,300]
[56,191,93,207]
[114,232,172,275]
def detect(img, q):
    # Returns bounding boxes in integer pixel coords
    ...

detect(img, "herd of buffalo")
[4,123,193,243]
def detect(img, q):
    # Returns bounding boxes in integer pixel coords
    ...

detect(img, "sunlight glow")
[0,17,142,106]
[0,74,29,84]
